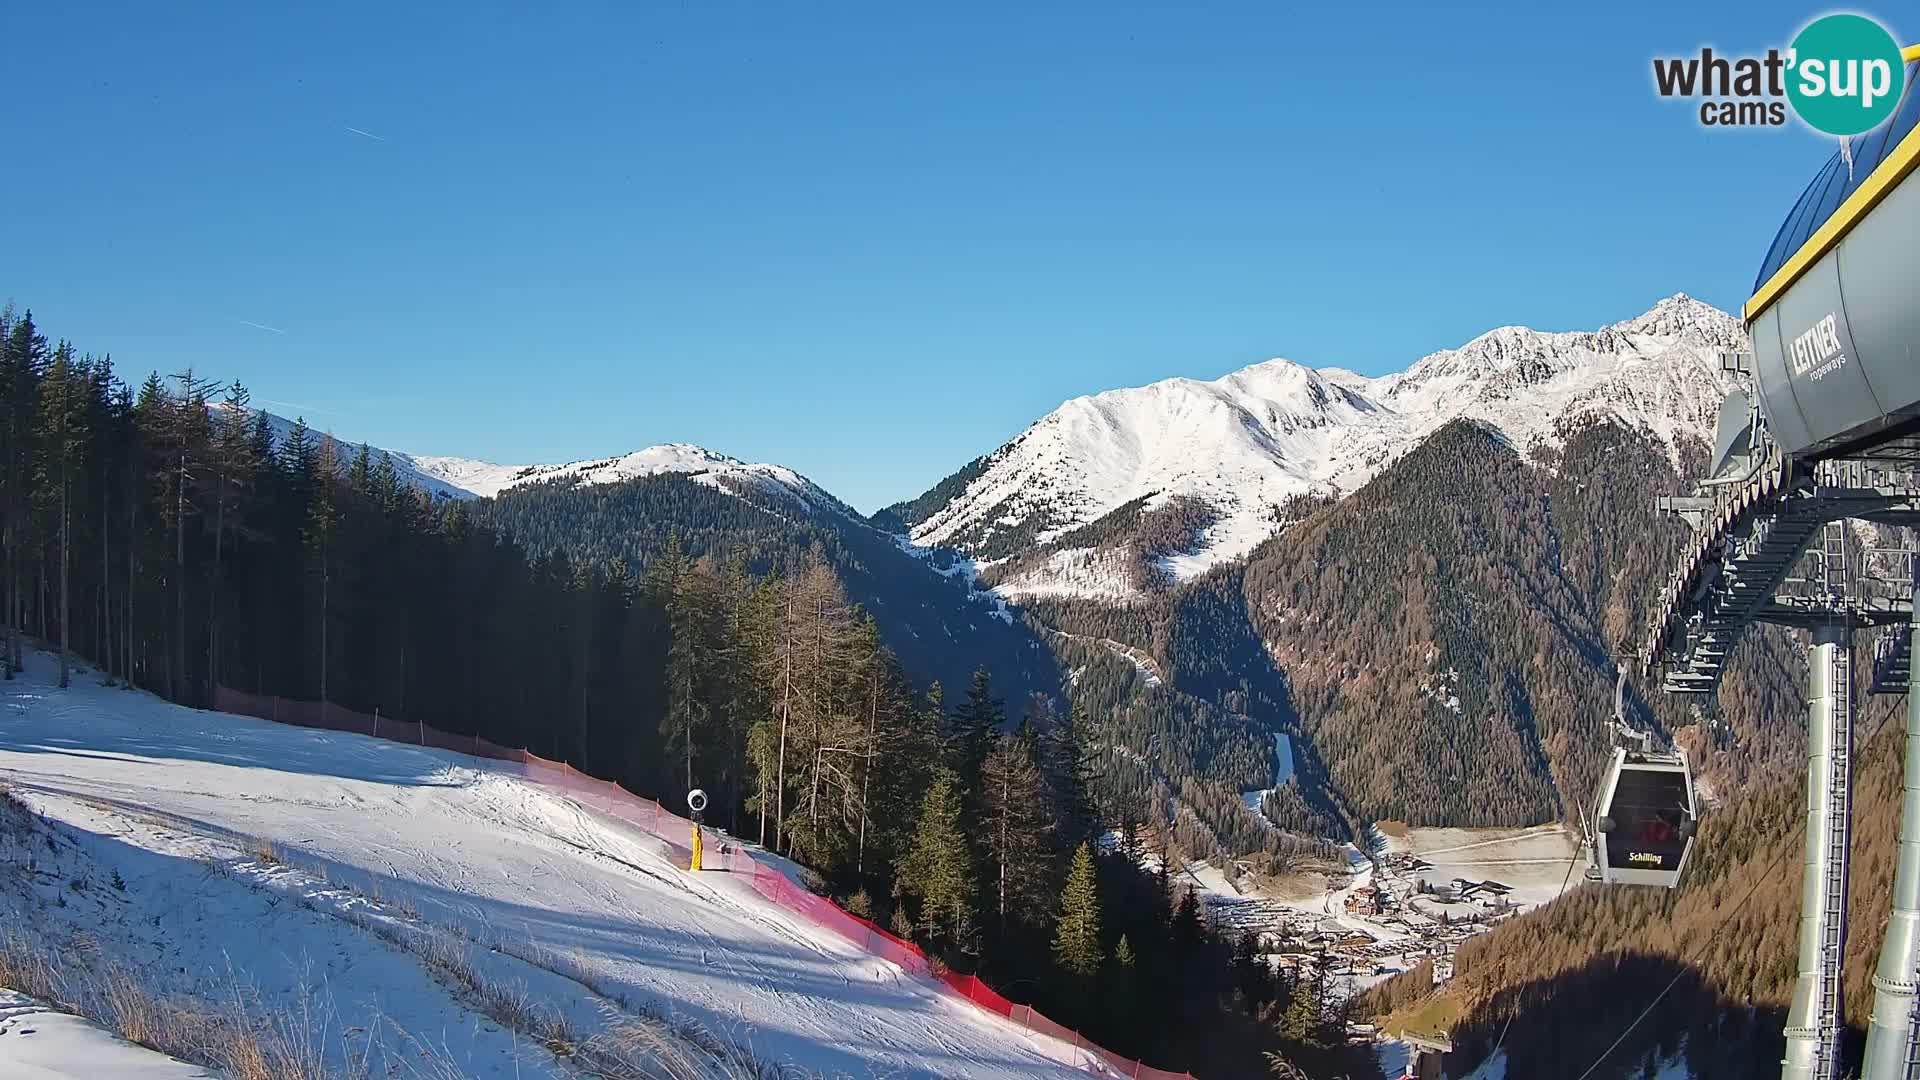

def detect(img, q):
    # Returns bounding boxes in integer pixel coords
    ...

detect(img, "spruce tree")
[1172,884,1204,950]
[35,344,85,687]
[1041,695,1101,853]
[305,435,340,703]
[1,311,49,677]
[1278,973,1323,1047]
[1052,841,1103,978]
[897,775,974,949]
[980,732,1057,930]
[206,380,256,695]
[949,668,1003,791]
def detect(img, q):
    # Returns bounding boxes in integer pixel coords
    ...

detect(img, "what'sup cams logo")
[1654,13,1907,134]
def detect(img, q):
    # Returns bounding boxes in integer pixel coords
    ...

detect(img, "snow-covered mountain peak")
[901,295,1742,599]
[233,409,851,521]
[1611,292,1744,348]
[401,442,851,517]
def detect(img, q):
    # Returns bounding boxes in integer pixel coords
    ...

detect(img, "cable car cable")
[1490,715,1605,1059]
[1487,1008,1516,1062]
[1571,840,1796,1080]
[1570,691,1907,1080]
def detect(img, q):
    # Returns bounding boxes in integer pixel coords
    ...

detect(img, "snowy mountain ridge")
[404,442,857,518]
[899,294,1743,599]
[239,406,852,520]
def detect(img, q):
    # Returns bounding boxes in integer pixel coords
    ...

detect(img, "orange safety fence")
[211,688,1194,1080]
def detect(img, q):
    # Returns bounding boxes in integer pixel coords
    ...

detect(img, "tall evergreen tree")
[949,667,1004,794]
[897,775,975,951]
[35,344,86,687]
[305,434,340,703]
[1052,841,1103,979]
[205,381,255,693]
[1041,695,1101,853]
[980,732,1057,930]
[2,311,49,676]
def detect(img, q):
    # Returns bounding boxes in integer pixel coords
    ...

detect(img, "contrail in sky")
[344,125,387,142]
[262,398,345,418]
[237,319,285,335]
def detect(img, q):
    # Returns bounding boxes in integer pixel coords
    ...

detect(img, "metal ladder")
[1817,520,1854,1080]
[1869,545,1918,696]
[1819,639,1852,1079]
[1908,987,1920,1080]
[1874,628,1913,695]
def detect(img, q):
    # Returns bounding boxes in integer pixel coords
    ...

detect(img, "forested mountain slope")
[1030,414,1808,842]
[467,472,1058,702]
[1360,686,1908,1079]
[229,403,1052,704]
[1242,416,1808,827]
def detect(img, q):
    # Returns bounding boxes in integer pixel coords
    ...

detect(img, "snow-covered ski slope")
[0,990,213,1079]
[0,654,1089,1079]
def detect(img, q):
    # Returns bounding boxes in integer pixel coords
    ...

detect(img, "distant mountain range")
[884,294,1743,600]
[284,293,1740,608]
[271,293,1789,844]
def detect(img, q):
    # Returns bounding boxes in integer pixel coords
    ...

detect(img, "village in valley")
[1168,822,1583,1000]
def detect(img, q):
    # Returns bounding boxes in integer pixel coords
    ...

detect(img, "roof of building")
[1749,52,1920,318]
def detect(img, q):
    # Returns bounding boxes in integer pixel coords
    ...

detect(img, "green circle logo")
[1787,14,1906,136]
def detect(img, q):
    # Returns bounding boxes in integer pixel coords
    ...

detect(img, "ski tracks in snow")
[0,661,1089,1079]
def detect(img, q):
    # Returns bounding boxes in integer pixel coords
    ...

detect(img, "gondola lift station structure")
[1636,39,1920,1080]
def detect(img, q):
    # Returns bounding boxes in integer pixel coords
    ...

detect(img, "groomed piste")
[0,650,1131,1079]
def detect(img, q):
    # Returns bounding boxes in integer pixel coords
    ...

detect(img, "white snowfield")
[911,294,1741,598]
[0,989,213,1079]
[0,654,1090,1079]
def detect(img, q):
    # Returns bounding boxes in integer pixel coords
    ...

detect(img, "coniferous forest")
[0,306,1380,1078]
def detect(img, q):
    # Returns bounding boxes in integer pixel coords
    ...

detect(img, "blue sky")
[2,2,1894,511]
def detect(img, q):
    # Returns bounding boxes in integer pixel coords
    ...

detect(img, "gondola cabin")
[1593,746,1697,888]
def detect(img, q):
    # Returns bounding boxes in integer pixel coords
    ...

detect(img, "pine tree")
[657,539,712,793]
[305,434,340,703]
[897,775,974,949]
[980,732,1057,930]
[1109,931,1138,1022]
[851,614,904,877]
[163,370,214,704]
[2,311,49,677]
[1234,927,1273,1005]
[1172,885,1204,950]
[206,381,256,695]
[1052,841,1103,978]
[1278,971,1324,1047]
[1041,695,1101,854]
[35,344,86,687]
[949,669,1004,791]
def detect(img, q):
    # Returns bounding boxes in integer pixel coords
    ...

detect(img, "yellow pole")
[691,822,703,871]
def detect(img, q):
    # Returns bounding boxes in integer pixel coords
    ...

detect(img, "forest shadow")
[1446,951,1792,1080]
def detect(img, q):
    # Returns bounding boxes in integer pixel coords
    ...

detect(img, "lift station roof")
[1746,50,1920,462]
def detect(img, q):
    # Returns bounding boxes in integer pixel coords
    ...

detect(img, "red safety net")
[212,688,1193,1079]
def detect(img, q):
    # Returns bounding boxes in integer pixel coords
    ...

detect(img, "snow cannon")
[687,788,708,871]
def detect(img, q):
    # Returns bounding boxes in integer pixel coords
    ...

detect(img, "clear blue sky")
[3,2,1894,511]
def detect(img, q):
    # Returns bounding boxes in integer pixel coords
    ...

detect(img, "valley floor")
[0,652,1090,1079]
[1374,822,1587,911]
